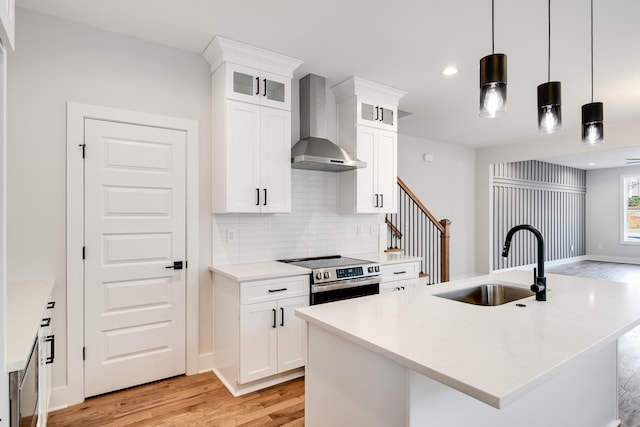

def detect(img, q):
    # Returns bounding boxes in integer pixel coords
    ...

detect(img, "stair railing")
[386,177,451,284]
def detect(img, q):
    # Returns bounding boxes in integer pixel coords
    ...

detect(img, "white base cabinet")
[212,273,309,396]
[240,295,306,383]
[380,261,420,293]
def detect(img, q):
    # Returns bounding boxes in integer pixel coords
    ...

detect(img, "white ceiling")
[15,0,640,163]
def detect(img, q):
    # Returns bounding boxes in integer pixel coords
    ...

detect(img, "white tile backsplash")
[211,169,381,265]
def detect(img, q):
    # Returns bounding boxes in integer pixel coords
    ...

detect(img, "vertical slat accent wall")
[492,160,586,270]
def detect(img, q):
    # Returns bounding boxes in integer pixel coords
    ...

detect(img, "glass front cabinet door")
[357,100,397,132]
[226,63,290,111]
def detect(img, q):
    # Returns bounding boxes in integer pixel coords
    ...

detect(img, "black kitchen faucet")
[502,224,547,301]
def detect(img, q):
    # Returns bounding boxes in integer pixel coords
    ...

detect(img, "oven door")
[310,276,380,305]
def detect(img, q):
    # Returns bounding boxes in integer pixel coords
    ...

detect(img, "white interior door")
[83,119,186,397]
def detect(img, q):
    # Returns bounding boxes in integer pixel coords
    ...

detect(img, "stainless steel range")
[278,255,380,305]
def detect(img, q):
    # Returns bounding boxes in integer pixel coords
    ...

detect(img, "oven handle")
[312,276,381,293]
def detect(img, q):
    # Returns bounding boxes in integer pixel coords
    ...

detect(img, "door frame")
[65,102,199,405]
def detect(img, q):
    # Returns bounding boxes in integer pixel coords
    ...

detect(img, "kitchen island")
[295,270,640,427]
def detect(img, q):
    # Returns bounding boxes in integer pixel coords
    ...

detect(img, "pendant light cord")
[491,0,495,54]
[547,0,551,82]
[590,0,594,102]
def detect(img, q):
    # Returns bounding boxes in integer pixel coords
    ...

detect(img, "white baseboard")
[587,254,640,265]
[49,385,75,412]
[492,255,590,274]
[198,352,214,373]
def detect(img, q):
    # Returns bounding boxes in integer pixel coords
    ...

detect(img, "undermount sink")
[435,283,534,306]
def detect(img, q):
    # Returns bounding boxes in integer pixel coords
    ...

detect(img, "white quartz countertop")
[296,270,640,409]
[210,261,310,281]
[209,253,419,282]
[350,252,421,264]
[7,279,55,372]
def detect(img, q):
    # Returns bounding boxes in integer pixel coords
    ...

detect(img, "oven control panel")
[336,266,363,279]
[312,263,380,284]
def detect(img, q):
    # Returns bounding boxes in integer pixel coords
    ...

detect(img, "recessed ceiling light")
[588,162,596,166]
[442,66,459,76]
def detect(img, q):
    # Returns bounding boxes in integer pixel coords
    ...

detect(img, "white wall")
[476,117,640,273]
[397,134,477,279]
[7,8,212,400]
[586,165,640,261]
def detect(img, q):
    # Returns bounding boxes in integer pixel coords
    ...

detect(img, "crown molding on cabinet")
[202,35,303,77]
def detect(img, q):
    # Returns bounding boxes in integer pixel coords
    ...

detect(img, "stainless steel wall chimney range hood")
[291,74,365,172]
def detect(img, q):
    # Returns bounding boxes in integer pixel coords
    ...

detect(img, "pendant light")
[582,0,604,145]
[537,0,561,133]
[479,0,507,118]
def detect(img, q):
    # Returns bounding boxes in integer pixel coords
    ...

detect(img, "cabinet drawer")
[241,275,310,305]
[380,262,419,281]
[380,280,417,293]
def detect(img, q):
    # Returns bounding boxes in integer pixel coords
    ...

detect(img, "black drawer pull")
[41,317,51,327]
[268,288,288,293]
[47,301,56,309]
[393,271,407,275]
[256,188,260,206]
[272,309,277,328]
[44,335,55,364]
[280,307,284,327]
[255,76,260,95]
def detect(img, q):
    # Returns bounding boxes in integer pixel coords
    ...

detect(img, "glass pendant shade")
[537,81,562,133]
[582,102,604,145]
[479,53,507,118]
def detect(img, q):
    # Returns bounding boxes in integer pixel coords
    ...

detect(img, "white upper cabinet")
[203,36,302,213]
[358,100,397,131]
[0,0,14,51]
[226,63,291,110]
[333,76,406,214]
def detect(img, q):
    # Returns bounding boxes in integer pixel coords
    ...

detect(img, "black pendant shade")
[479,53,507,118]
[582,102,604,145]
[537,81,562,133]
[582,0,604,146]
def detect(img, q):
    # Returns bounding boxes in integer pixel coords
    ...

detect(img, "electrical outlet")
[357,226,365,237]
[598,243,603,249]
[227,228,238,242]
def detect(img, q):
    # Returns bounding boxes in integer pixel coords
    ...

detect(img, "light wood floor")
[48,373,304,427]
[48,260,640,427]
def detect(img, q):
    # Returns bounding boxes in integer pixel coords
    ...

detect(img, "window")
[622,175,640,244]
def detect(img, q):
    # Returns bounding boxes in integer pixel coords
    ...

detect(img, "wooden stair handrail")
[397,177,445,234]
[384,217,403,239]
[440,218,451,283]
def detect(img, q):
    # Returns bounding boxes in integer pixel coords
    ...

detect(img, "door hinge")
[83,347,86,361]
[79,143,86,159]
[82,246,86,260]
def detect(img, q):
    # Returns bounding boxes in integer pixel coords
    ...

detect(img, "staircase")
[385,177,451,284]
